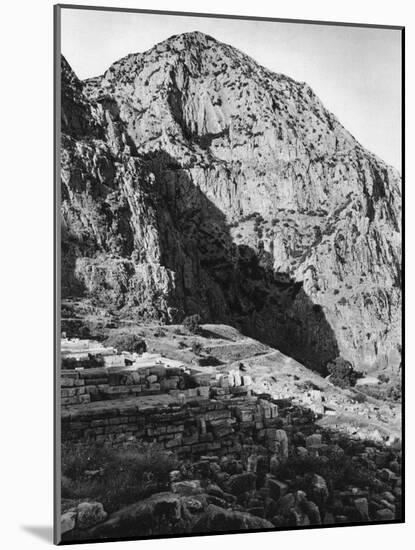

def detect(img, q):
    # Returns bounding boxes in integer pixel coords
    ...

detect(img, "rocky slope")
[60,31,401,374]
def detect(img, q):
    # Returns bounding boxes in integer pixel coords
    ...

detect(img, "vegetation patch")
[105,333,147,354]
[326,356,361,388]
[183,314,202,334]
[62,443,178,513]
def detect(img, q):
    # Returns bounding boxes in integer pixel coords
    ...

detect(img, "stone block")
[171,480,202,495]
[230,386,249,396]
[61,388,77,398]
[306,433,322,449]
[103,355,125,368]
[236,409,253,422]
[241,374,252,386]
[219,375,230,388]
[165,437,183,449]
[166,367,182,377]
[126,372,140,384]
[191,443,208,453]
[183,432,199,445]
[150,365,167,377]
[375,508,395,521]
[354,497,369,520]
[198,386,210,398]
[166,424,185,434]
[227,472,256,495]
[266,476,288,501]
[160,378,178,391]
[61,377,76,387]
[83,377,107,386]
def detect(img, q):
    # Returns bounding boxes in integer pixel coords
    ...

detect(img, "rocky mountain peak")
[60,33,401,375]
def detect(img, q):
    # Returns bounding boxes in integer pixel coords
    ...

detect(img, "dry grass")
[62,443,178,513]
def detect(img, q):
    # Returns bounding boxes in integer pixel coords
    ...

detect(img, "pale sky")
[61,8,402,171]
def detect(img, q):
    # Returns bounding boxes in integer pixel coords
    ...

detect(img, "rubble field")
[60,324,402,541]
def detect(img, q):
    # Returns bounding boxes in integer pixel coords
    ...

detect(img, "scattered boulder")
[76,501,107,530]
[171,480,203,496]
[354,497,369,520]
[192,504,274,533]
[309,474,329,508]
[265,477,288,501]
[83,493,182,538]
[376,508,395,521]
[277,492,296,515]
[227,472,256,495]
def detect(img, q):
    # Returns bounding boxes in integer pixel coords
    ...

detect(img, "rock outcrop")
[60,31,401,373]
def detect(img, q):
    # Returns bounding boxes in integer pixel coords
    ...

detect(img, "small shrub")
[352,391,367,403]
[78,326,91,339]
[387,382,402,402]
[378,373,390,384]
[326,356,360,388]
[191,341,203,355]
[178,340,187,349]
[105,333,147,354]
[183,314,202,334]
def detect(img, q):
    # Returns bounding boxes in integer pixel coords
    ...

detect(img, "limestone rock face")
[60,31,401,373]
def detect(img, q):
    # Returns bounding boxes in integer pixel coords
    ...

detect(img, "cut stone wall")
[61,394,301,459]
[61,364,253,406]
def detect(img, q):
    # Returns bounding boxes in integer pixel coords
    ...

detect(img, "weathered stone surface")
[354,497,369,520]
[84,493,182,537]
[171,480,203,496]
[309,474,329,508]
[375,508,395,521]
[277,493,296,515]
[61,509,77,534]
[76,501,107,530]
[192,504,274,533]
[265,477,288,501]
[274,429,289,459]
[227,472,256,495]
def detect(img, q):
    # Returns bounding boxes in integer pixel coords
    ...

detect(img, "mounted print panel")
[54,4,404,544]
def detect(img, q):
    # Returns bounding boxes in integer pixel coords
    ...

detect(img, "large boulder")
[227,472,256,496]
[171,480,203,496]
[81,493,182,539]
[192,504,274,533]
[309,474,329,508]
[354,497,369,520]
[265,477,288,501]
[61,509,77,534]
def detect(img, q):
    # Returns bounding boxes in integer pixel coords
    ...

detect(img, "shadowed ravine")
[146,149,340,373]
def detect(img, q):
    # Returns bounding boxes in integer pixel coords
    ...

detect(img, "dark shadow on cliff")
[143,150,340,374]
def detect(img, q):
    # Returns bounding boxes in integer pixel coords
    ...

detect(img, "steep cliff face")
[60,32,401,373]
